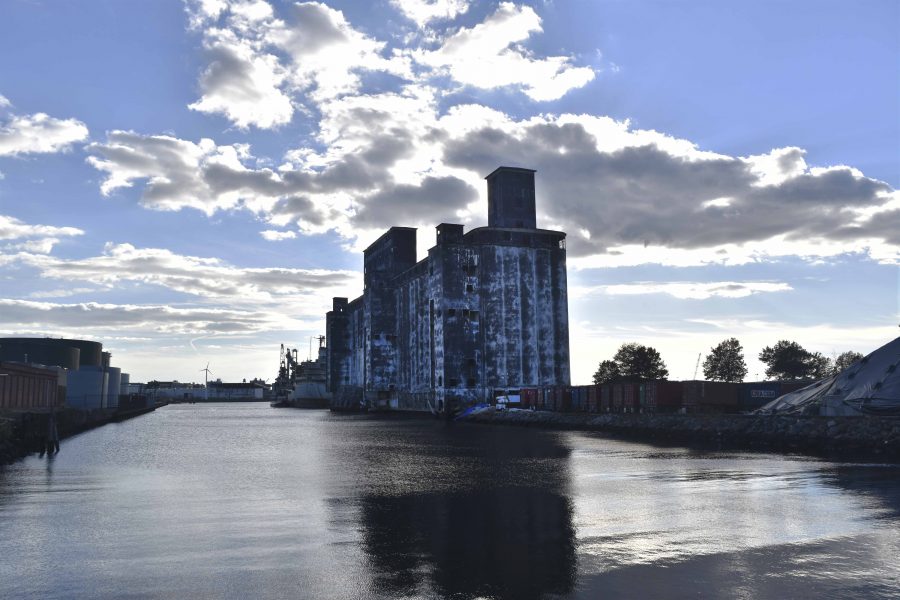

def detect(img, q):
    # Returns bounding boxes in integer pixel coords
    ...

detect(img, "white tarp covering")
[758,336,900,416]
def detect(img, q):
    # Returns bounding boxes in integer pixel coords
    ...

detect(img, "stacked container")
[640,381,685,413]
[683,381,739,413]
[601,385,611,412]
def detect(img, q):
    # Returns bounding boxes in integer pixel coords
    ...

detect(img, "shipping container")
[570,386,589,412]
[521,388,538,409]
[612,383,623,412]
[622,383,638,412]
[601,385,611,412]
[640,380,685,413]
[737,381,782,412]
[587,385,599,413]
[683,380,739,413]
[737,381,809,412]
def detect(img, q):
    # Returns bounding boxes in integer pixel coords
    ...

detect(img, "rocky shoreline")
[461,409,900,460]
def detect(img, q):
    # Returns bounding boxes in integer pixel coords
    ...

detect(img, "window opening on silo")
[468,310,479,321]
[449,378,459,387]
[466,284,474,293]
[448,309,456,317]
[466,378,476,387]
[438,376,443,386]
[467,358,476,366]
[559,239,566,249]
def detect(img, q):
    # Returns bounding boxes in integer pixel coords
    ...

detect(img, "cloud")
[0,108,89,157]
[410,2,595,100]
[11,242,359,306]
[391,0,470,27]
[188,28,294,129]
[186,0,411,127]
[0,214,84,254]
[441,114,899,264]
[581,281,794,300]
[260,229,296,240]
[353,175,477,228]
[184,1,591,130]
[0,298,297,336]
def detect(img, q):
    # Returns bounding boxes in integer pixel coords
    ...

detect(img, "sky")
[0,0,897,384]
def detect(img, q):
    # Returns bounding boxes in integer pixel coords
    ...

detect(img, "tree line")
[593,339,864,384]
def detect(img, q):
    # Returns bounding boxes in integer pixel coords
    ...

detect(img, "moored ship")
[271,337,331,409]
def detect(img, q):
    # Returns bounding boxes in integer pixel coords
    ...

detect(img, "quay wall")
[0,402,158,465]
[462,409,900,458]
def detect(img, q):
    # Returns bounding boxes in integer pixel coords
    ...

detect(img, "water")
[1,404,899,599]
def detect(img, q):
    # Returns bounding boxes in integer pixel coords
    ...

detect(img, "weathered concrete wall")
[326,167,571,412]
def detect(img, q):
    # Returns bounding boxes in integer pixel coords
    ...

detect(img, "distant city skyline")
[0,0,897,383]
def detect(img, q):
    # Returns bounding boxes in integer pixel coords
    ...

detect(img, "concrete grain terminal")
[326,167,571,414]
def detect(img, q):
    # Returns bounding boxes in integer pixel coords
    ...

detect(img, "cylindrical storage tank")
[62,339,103,367]
[0,338,81,370]
[120,372,130,395]
[101,352,111,368]
[105,367,121,409]
[66,366,106,410]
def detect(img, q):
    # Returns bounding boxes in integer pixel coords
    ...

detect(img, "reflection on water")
[347,425,576,599]
[0,404,899,599]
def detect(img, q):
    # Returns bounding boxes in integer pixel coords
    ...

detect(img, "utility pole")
[693,353,702,380]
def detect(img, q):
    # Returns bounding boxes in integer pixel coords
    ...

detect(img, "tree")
[592,360,620,385]
[612,343,669,381]
[832,351,864,374]
[758,340,826,381]
[702,338,748,382]
[808,352,833,379]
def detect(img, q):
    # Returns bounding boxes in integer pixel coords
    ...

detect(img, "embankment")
[0,405,157,465]
[462,410,900,459]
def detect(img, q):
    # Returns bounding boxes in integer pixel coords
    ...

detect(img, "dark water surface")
[1,404,899,599]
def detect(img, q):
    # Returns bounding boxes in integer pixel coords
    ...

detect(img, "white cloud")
[260,229,296,240]
[391,0,470,26]
[0,214,84,254]
[0,110,89,157]
[11,242,359,307]
[411,2,595,100]
[188,28,294,129]
[575,281,793,300]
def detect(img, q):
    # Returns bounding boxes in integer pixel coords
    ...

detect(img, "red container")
[601,385,611,412]
[622,383,638,412]
[641,381,684,413]
[683,380,739,413]
[612,384,623,412]
[520,388,537,409]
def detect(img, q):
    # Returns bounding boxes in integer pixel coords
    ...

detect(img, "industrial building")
[326,167,571,413]
[0,337,129,410]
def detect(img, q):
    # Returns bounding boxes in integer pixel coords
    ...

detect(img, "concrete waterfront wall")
[464,410,900,458]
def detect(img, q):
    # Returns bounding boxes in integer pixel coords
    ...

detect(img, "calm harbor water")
[1,403,899,599]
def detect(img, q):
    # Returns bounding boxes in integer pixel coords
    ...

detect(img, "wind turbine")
[200,363,213,401]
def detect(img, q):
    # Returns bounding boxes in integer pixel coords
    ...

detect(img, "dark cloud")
[443,121,894,256]
[354,175,478,227]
